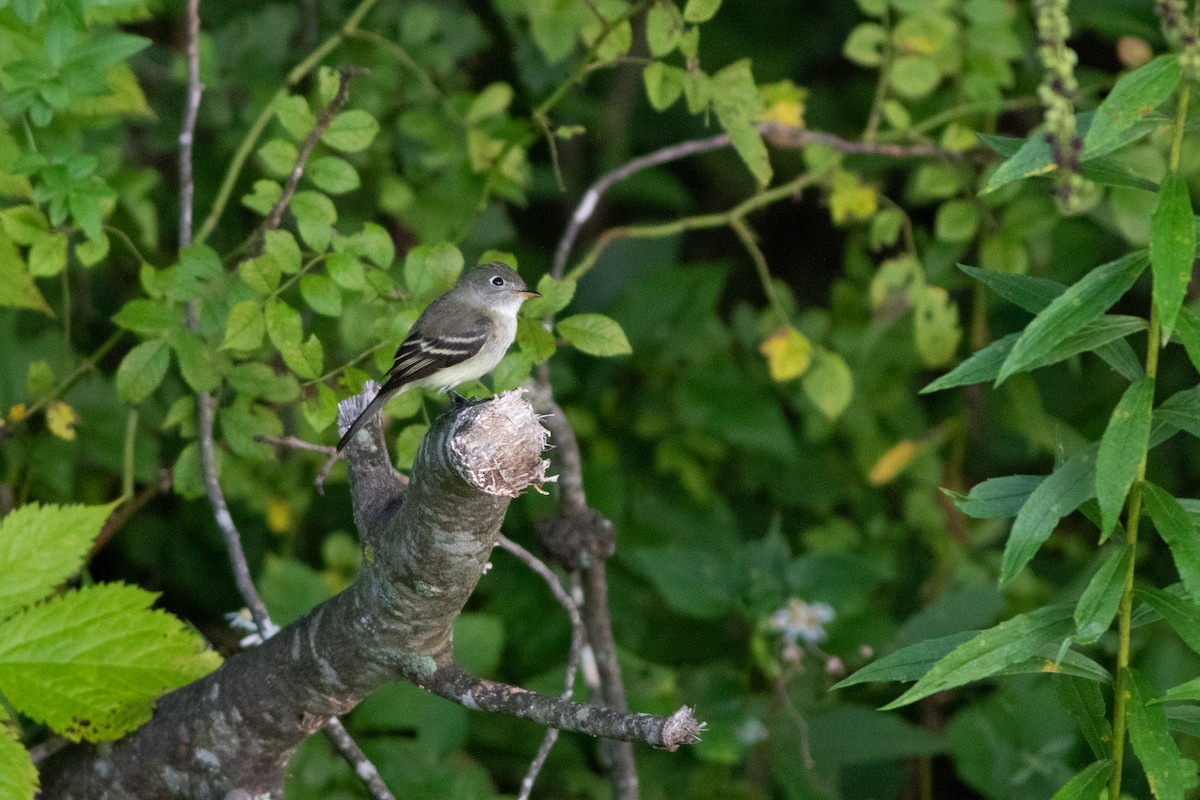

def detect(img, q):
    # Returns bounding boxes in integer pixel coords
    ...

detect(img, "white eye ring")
[490,276,505,287]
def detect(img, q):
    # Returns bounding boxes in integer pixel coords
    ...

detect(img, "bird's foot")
[449,390,481,408]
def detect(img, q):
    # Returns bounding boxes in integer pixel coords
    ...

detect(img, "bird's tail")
[336,388,393,452]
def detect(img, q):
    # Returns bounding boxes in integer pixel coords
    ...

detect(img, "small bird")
[336,261,540,452]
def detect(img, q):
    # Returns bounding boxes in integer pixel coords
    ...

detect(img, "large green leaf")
[115,339,171,404]
[834,632,975,689]
[946,474,1043,519]
[0,583,220,742]
[711,59,771,186]
[1056,676,1112,760]
[1073,545,1131,644]
[997,252,1149,384]
[1125,667,1199,800]
[1083,55,1181,159]
[1135,586,1200,655]
[1150,172,1195,340]
[880,605,1074,709]
[0,502,119,621]
[1096,377,1154,536]
[1001,444,1098,586]
[1142,482,1200,601]
[557,313,633,356]
[0,724,37,800]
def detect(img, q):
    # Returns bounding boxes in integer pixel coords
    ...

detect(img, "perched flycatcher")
[336,262,540,452]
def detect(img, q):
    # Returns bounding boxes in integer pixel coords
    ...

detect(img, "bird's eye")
[490,276,505,287]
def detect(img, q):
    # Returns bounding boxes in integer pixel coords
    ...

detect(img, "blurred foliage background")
[4,0,1200,797]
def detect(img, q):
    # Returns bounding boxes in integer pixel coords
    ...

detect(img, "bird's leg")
[449,389,475,408]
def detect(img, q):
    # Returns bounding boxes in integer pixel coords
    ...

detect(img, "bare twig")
[255,434,337,455]
[259,66,367,240]
[179,0,202,249]
[89,468,173,559]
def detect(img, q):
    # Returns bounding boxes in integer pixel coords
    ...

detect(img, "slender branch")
[88,468,173,560]
[729,215,789,324]
[179,0,202,249]
[258,66,366,240]
[193,0,382,246]
[255,434,337,455]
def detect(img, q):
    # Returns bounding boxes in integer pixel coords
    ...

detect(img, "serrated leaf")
[948,474,1043,519]
[1049,761,1113,800]
[0,501,119,621]
[557,313,632,356]
[1096,377,1154,535]
[1001,443,1098,586]
[1150,173,1195,341]
[1074,545,1132,644]
[322,109,379,153]
[1142,482,1200,601]
[1083,55,1181,159]
[306,156,360,195]
[0,583,220,742]
[221,300,265,351]
[997,251,1149,384]
[404,242,463,298]
[290,190,336,251]
[170,329,223,393]
[0,724,37,800]
[802,348,853,420]
[1125,667,1199,800]
[300,274,342,316]
[881,605,1074,709]
[112,299,178,336]
[115,339,170,404]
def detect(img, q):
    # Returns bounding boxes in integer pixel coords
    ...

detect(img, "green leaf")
[302,383,338,432]
[959,263,1061,312]
[1150,172,1195,341]
[1001,443,1098,586]
[172,442,208,500]
[0,501,119,622]
[1049,761,1113,800]
[28,232,67,277]
[0,583,220,742]
[272,94,315,140]
[881,605,1074,709]
[1083,55,1181,159]
[521,274,576,317]
[683,0,721,22]
[352,222,394,269]
[643,62,686,111]
[922,315,1146,393]
[289,190,336,251]
[322,109,380,153]
[1175,306,1200,373]
[265,299,322,379]
[934,200,979,242]
[833,632,976,689]
[0,232,53,316]
[889,56,940,99]
[1142,482,1200,601]
[843,22,887,67]
[557,313,633,356]
[1056,676,1112,760]
[170,329,223,393]
[238,255,280,295]
[221,300,266,352]
[465,83,513,123]
[646,3,684,56]
[913,286,961,367]
[115,339,171,404]
[1154,385,1200,441]
[997,251,1149,384]
[306,156,360,195]
[1135,586,1200,655]
[1096,377,1154,535]
[404,242,464,298]
[947,474,1043,519]
[1164,675,1200,702]
[801,348,854,420]
[1124,667,1199,800]
[256,138,298,177]
[626,545,740,618]
[0,724,37,800]
[1073,545,1132,644]
[711,59,772,186]
[300,274,342,316]
[516,317,556,362]
[979,132,1158,196]
[219,397,281,459]
[242,179,282,215]
[327,251,367,291]
[226,363,300,403]
[112,299,178,336]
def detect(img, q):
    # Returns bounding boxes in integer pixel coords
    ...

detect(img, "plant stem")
[1107,79,1189,800]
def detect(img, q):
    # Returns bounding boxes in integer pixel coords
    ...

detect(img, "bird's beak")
[516,290,541,299]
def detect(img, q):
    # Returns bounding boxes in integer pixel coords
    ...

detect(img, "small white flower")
[769,598,835,645]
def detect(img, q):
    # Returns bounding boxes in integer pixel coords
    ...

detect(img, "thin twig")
[255,434,337,455]
[89,468,173,560]
[321,717,393,799]
[179,0,202,249]
[258,66,367,241]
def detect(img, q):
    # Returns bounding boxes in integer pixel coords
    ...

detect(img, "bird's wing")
[380,310,491,391]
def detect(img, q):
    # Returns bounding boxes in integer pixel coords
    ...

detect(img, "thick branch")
[39,392,551,798]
